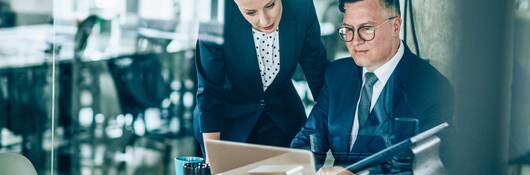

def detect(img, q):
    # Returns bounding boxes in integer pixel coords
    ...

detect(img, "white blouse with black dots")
[252,28,280,91]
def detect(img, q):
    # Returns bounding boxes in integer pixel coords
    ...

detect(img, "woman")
[194,0,329,154]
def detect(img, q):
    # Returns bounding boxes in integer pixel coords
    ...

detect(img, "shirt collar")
[363,41,405,84]
[252,28,279,35]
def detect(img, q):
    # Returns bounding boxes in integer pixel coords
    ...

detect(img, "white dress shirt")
[350,41,405,151]
[252,28,280,91]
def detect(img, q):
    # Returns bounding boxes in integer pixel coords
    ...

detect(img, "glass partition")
[50,0,205,174]
[0,0,55,174]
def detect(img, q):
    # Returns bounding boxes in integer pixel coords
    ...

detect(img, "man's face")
[234,0,282,33]
[342,0,402,71]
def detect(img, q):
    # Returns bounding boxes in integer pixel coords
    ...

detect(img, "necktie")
[358,72,378,127]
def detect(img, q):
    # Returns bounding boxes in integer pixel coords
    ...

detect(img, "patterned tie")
[358,72,378,127]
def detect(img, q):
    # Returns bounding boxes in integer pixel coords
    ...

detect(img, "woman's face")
[234,0,282,33]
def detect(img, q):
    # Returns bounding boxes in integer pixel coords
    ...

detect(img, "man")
[290,0,454,174]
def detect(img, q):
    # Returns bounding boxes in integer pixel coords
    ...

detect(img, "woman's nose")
[258,13,270,27]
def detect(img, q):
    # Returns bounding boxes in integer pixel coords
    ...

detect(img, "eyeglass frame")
[337,16,398,42]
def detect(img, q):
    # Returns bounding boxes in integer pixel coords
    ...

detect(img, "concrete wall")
[452,0,513,174]
[402,0,460,79]
[509,9,530,163]
[405,1,515,175]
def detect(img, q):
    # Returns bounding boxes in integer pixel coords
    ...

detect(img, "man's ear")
[393,16,402,33]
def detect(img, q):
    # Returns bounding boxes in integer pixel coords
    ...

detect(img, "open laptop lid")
[205,139,316,175]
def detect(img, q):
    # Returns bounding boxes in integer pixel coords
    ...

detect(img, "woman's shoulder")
[282,0,317,20]
[284,0,314,7]
[283,0,313,6]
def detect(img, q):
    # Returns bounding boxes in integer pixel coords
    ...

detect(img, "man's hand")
[317,166,355,175]
[202,132,220,163]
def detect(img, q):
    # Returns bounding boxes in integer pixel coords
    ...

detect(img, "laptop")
[205,139,316,175]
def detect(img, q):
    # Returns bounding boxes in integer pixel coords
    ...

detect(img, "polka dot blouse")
[252,28,280,91]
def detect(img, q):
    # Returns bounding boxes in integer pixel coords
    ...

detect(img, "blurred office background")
[0,0,528,175]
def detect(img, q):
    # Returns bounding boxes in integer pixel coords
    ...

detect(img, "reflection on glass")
[49,0,205,174]
[509,1,530,173]
[0,0,55,174]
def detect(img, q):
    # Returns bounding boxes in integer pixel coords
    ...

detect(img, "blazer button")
[259,99,265,107]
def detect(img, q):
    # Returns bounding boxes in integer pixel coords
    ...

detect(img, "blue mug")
[175,156,204,175]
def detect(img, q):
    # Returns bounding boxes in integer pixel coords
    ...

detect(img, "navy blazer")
[194,0,329,146]
[291,45,454,169]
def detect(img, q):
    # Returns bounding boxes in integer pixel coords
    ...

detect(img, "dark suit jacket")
[291,45,454,172]
[194,0,329,146]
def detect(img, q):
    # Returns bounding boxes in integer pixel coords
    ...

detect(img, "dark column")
[451,0,514,175]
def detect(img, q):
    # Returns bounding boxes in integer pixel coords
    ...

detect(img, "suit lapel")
[339,60,362,152]
[228,5,299,95]
[265,8,298,94]
[229,11,264,95]
[389,46,414,116]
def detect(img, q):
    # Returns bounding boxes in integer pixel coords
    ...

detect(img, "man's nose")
[351,31,365,46]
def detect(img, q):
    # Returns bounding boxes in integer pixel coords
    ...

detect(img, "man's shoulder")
[402,54,453,98]
[408,56,451,86]
[325,57,358,76]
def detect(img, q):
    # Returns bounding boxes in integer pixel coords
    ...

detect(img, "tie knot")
[364,72,378,87]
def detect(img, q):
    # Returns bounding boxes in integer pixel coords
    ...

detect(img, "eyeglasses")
[337,16,398,42]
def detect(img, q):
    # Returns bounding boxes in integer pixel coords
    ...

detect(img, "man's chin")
[351,57,367,67]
